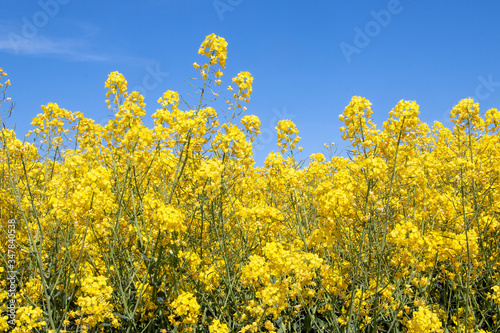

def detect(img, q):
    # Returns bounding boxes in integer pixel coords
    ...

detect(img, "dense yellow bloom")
[209,319,230,333]
[450,97,481,129]
[240,115,261,137]
[169,292,200,328]
[276,119,300,153]
[0,315,8,332]
[405,306,444,333]
[199,33,228,68]
[232,71,253,100]
[0,35,499,333]
[13,306,46,333]
[158,90,180,110]
[105,71,128,107]
[70,276,117,329]
[492,286,500,305]
[339,96,377,149]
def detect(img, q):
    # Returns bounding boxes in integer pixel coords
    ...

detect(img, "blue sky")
[1,1,500,165]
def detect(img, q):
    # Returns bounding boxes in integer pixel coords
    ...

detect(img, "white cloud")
[0,35,109,62]
[0,21,157,66]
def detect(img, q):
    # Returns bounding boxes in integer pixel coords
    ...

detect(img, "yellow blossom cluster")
[0,34,499,332]
[198,33,228,68]
[492,286,500,305]
[12,306,46,333]
[232,71,253,101]
[70,276,118,330]
[405,306,444,333]
[169,292,200,331]
[275,119,301,154]
[105,71,128,108]
[157,90,180,111]
[240,115,261,137]
[209,319,230,333]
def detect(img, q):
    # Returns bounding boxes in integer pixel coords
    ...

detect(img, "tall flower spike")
[232,72,253,101]
[198,33,228,68]
[105,71,128,108]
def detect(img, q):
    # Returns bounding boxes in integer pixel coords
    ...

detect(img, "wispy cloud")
[0,0,105,62]
[0,20,159,65]
[0,34,109,62]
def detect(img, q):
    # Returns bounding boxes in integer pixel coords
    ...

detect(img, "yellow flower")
[232,71,253,99]
[169,292,200,327]
[209,319,230,333]
[492,286,500,305]
[275,119,300,154]
[405,306,444,333]
[104,71,128,108]
[198,33,228,68]
[214,69,223,78]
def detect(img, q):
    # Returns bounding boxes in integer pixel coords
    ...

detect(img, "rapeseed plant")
[0,35,499,332]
